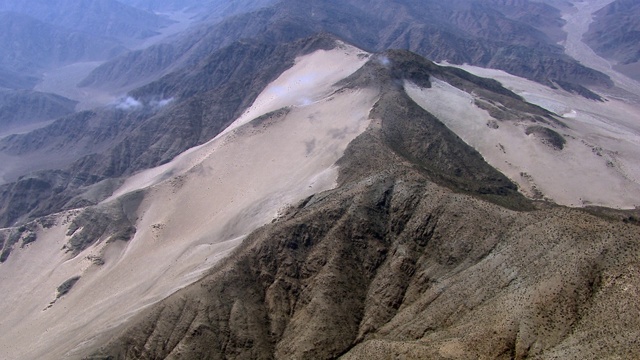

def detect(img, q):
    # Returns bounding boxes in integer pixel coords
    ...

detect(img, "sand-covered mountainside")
[406,67,640,208]
[0,43,375,360]
[1,34,639,360]
[88,50,640,360]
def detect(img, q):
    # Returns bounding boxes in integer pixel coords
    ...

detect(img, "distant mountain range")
[584,0,640,80]
[0,11,126,78]
[0,0,174,41]
[80,0,612,97]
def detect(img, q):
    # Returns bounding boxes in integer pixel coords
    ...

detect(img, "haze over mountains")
[584,0,640,81]
[0,1,639,359]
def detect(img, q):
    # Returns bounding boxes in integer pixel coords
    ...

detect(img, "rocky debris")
[64,191,143,255]
[0,223,39,262]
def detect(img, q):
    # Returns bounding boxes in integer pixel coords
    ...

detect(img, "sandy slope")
[0,43,375,360]
[407,71,640,209]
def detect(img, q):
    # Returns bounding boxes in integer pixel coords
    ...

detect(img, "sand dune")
[0,43,375,360]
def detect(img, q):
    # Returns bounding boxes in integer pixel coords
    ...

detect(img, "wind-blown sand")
[412,0,639,209]
[406,72,640,209]
[0,43,375,360]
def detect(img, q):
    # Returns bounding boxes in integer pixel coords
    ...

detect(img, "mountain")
[584,0,640,81]
[1,38,638,359]
[0,66,39,90]
[119,0,275,19]
[1,2,640,359]
[0,12,126,76]
[85,45,640,360]
[0,35,341,227]
[80,0,611,97]
[0,89,76,135]
[93,138,639,358]
[0,0,174,42]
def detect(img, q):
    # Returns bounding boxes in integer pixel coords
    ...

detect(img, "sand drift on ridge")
[406,69,640,209]
[0,43,376,360]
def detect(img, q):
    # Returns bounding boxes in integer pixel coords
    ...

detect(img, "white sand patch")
[406,77,640,209]
[0,46,376,360]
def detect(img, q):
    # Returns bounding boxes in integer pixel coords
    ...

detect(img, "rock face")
[0,4,638,358]
[89,51,640,360]
[584,0,640,81]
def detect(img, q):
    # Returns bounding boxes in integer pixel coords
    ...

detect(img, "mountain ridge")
[80,0,612,97]
[0,0,174,42]
[0,11,126,76]
[0,4,639,359]
[86,48,640,360]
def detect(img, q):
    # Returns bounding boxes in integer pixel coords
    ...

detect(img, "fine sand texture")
[0,44,375,360]
[406,74,640,209]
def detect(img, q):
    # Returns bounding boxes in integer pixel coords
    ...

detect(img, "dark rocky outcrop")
[525,125,566,150]
[64,190,143,255]
[56,276,80,298]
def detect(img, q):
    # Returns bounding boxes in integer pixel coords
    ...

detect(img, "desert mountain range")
[0,1,639,359]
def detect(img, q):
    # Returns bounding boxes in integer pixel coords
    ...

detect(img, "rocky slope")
[81,0,611,96]
[0,89,77,135]
[0,35,339,227]
[0,2,638,357]
[0,0,174,42]
[584,0,640,81]
[87,49,640,360]
[0,39,376,360]
[0,67,39,90]
[0,11,126,76]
